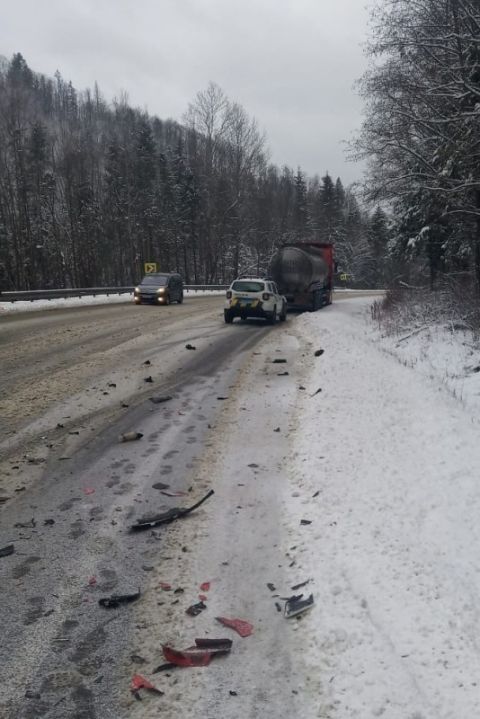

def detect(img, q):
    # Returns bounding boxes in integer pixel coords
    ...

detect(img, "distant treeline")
[0,53,386,290]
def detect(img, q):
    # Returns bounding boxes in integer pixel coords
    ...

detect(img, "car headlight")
[134,287,140,293]
[156,288,166,294]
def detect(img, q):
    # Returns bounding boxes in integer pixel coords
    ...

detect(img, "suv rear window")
[232,281,265,292]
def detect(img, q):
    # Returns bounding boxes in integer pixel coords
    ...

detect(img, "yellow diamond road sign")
[144,262,158,274]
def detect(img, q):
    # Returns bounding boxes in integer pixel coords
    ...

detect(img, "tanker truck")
[268,242,334,311]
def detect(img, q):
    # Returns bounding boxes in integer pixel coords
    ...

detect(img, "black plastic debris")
[272,358,287,364]
[273,427,281,432]
[217,396,228,400]
[149,395,173,404]
[131,490,214,532]
[229,690,238,696]
[0,544,14,558]
[300,519,312,525]
[43,519,55,526]
[119,431,144,443]
[284,593,314,618]
[143,360,151,366]
[108,382,117,388]
[14,518,36,528]
[275,602,282,613]
[152,482,170,491]
[185,344,196,350]
[314,349,325,357]
[277,371,289,376]
[131,654,147,664]
[312,490,320,498]
[99,590,141,609]
[144,376,154,383]
[267,583,276,592]
[186,600,207,617]
[310,388,322,397]
[291,579,311,591]
[299,386,306,390]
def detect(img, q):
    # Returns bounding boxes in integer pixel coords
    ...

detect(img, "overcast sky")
[1,0,371,184]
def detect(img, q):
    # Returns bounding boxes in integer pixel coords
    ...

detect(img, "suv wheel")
[224,311,234,324]
[280,303,287,321]
[178,292,184,304]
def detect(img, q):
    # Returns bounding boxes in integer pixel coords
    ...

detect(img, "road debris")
[310,388,322,397]
[83,487,95,495]
[131,489,214,532]
[267,582,276,592]
[300,519,312,525]
[160,490,187,498]
[130,674,164,700]
[88,576,97,586]
[162,638,232,667]
[43,519,55,526]
[99,590,140,608]
[130,654,147,664]
[291,579,311,591]
[108,382,117,388]
[284,593,314,618]
[312,490,320,498]
[149,395,173,404]
[144,376,154,383]
[277,371,289,376]
[185,344,196,350]
[275,602,282,613]
[299,385,306,390]
[152,482,170,490]
[314,349,325,357]
[272,358,287,364]
[229,690,238,696]
[159,582,172,591]
[216,617,254,637]
[217,396,228,400]
[0,544,14,558]
[273,427,281,432]
[14,518,36,528]
[186,600,207,616]
[119,431,143,443]
[143,360,151,366]
[200,581,211,592]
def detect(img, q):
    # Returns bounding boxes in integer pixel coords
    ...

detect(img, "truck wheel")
[178,292,184,304]
[224,311,234,324]
[268,306,277,324]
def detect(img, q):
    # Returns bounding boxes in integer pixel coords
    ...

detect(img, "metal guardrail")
[0,285,228,303]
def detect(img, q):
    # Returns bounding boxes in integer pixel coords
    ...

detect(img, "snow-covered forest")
[357,0,480,298]
[0,54,383,291]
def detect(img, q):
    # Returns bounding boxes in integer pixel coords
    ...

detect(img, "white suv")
[224,278,287,324]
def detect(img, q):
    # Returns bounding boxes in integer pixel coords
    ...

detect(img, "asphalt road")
[0,296,278,719]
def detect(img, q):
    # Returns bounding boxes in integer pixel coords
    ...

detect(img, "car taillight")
[262,293,270,301]
[226,290,232,299]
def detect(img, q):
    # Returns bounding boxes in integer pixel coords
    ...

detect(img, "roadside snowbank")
[285,299,480,717]
[0,289,224,314]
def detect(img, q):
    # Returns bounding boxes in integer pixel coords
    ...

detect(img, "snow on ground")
[0,289,224,314]
[284,298,480,718]
[127,296,480,719]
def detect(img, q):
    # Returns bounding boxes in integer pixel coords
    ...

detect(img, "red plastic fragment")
[159,582,171,591]
[83,487,95,495]
[198,594,207,601]
[162,638,232,668]
[88,576,97,587]
[200,581,210,592]
[215,617,253,637]
[162,645,212,667]
[130,674,163,695]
